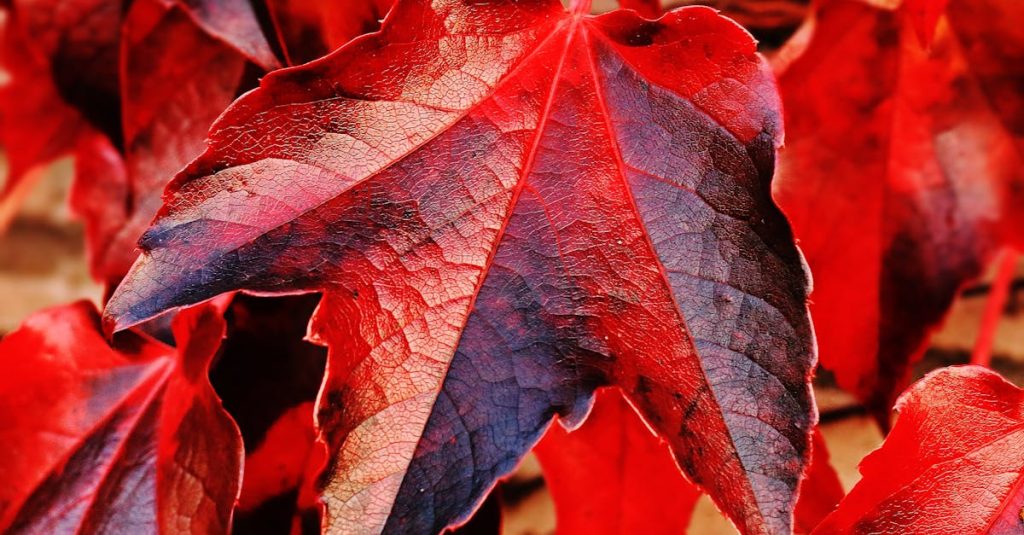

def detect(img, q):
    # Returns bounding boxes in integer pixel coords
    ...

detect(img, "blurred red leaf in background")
[774,0,1024,421]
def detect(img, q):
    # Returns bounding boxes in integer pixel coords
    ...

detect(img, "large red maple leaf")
[0,301,240,533]
[773,0,1024,420]
[816,365,1024,533]
[104,0,817,532]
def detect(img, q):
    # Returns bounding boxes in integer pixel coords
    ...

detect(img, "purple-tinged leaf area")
[170,0,280,70]
[104,2,816,534]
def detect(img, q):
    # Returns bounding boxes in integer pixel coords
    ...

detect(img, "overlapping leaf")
[794,429,844,534]
[534,388,703,534]
[2,0,122,143]
[773,0,1024,420]
[0,7,93,228]
[169,0,279,71]
[73,0,259,283]
[2,0,278,284]
[536,389,844,534]
[266,0,393,65]
[816,366,1024,533]
[103,1,817,532]
[0,301,240,533]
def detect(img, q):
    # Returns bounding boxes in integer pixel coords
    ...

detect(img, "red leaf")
[2,0,122,142]
[70,0,258,283]
[536,390,843,534]
[266,0,393,65]
[170,0,280,71]
[0,12,90,228]
[0,0,123,230]
[773,0,1024,419]
[815,366,1024,533]
[0,301,241,533]
[70,134,131,281]
[104,2,817,533]
[3,0,276,281]
[237,403,318,512]
[534,388,702,534]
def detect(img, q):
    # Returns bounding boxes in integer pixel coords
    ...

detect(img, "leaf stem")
[971,249,1019,367]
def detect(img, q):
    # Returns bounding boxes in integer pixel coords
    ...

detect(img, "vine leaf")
[104,1,816,533]
[817,366,1024,533]
[75,0,259,283]
[534,388,703,534]
[1,0,279,282]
